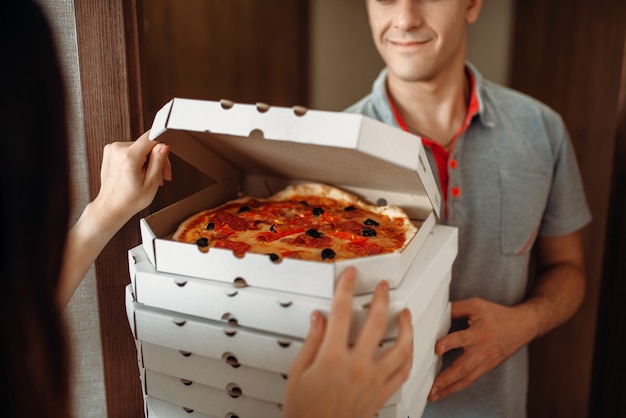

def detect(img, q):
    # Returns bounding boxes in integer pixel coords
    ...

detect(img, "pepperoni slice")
[214,239,251,257]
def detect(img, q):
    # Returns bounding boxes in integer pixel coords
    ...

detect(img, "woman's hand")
[283,267,413,418]
[91,130,172,232]
[57,131,171,307]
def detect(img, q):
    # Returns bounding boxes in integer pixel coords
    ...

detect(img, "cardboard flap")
[149,98,441,219]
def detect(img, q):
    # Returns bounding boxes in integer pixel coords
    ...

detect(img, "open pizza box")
[129,224,456,341]
[141,98,443,297]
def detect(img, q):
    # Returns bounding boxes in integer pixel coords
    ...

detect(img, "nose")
[393,0,423,30]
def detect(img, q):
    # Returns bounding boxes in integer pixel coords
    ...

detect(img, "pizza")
[172,183,418,262]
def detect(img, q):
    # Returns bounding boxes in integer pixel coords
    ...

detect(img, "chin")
[389,65,437,83]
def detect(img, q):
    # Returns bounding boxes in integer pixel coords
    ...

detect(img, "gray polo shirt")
[346,63,591,418]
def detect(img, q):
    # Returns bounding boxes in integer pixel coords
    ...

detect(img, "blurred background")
[139,0,514,116]
[37,0,625,417]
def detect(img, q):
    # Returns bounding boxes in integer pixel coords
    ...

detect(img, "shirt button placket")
[449,157,460,198]
[448,157,461,220]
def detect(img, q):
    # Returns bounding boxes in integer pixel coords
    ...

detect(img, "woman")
[0,2,413,417]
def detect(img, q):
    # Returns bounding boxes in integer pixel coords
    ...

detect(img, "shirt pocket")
[500,169,551,255]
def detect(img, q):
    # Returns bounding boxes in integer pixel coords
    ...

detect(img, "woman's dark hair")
[0,1,72,417]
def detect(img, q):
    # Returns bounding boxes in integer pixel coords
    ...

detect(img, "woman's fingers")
[288,310,327,377]
[319,267,356,352]
[353,279,391,360]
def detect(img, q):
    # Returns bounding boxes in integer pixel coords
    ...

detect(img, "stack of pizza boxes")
[124,99,458,418]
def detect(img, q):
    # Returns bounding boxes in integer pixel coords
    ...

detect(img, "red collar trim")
[388,70,479,220]
[388,69,479,146]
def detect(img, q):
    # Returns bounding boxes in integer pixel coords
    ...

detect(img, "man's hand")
[428,297,535,402]
[428,231,586,402]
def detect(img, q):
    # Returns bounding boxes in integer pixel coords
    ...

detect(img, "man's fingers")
[429,358,484,402]
[434,328,474,356]
[450,299,480,319]
[429,344,495,402]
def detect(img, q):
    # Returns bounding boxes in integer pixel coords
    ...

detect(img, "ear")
[466,0,483,24]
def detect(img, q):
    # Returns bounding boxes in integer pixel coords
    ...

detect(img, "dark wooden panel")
[510,0,626,417]
[74,0,145,416]
[139,0,310,211]
[140,0,309,118]
[588,38,626,418]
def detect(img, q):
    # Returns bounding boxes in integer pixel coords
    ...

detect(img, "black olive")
[269,224,277,233]
[364,218,379,227]
[306,229,323,238]
[321,248,336,260]
[344,206,357,211]
[300,200,309,206]
[312,207,325,216]
[362,227,377,237]
[269,253,279,262]
[206,222,215,230]
[196,237,209,247]
[238,206,250,213]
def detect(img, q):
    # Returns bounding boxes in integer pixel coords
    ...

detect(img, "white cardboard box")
[135,283,450,407]
[129,224,457,341]
[141,355,440,418]
[126,283,448,377]
[141,98,443,297]
[127,232,451,373]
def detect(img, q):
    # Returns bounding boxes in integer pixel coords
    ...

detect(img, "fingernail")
[430,388,439,401]
[403,308,412,320]
[379,280,389,291]
[158,143,170,154]
[310,311,321,328]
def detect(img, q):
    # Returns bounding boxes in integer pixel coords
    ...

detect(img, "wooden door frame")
[588,36,626,417]
[74,0,145,416]
[510,1,626,416]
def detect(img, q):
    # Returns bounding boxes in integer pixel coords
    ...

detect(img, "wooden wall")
[588,36,626,418]
[138,0,310,211]
[74,0,145,416]
[510,0,626,416]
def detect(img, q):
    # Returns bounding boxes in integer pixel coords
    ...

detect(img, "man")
[346,0,591,416]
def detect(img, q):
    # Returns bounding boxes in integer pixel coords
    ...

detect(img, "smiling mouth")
[389,37,432,47]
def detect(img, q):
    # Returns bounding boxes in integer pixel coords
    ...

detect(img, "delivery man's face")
[365,0,482,84]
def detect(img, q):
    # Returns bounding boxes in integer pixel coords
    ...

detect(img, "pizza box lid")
[141,98,444,297]
[149,98,441,220]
